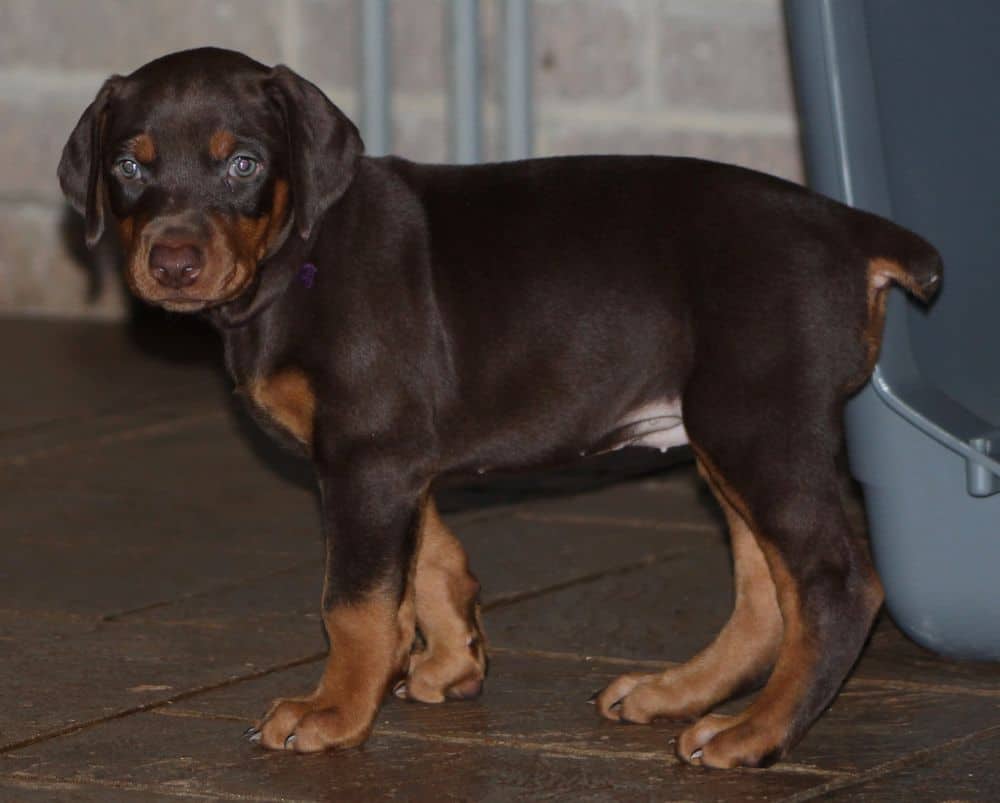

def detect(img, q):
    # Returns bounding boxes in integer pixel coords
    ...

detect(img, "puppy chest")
[247,369,316,447]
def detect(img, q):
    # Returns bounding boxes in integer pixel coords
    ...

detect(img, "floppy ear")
[268,65,364,240]
[58,77,120,248]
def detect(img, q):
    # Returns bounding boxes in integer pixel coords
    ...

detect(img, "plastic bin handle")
[786,0,1000,497]
[872,292,1000,497]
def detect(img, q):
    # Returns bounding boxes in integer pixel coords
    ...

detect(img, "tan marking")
[404,497,486,703]
[262,178,290,258]
[676,549,816,767]
[217,178,292,288]
[258,589,408,751]
[861,256,938,379]
[203,179,291,300]
[124,210,233,305]
[691,445,811,670]
[250,368,316,446]
[127,178,291,306]
[235,213,269,260]
[673,446,881,767]
[208,129,236,161]
[598,457,781,724]
[117,216,135,249]
[862,257,899,374]
[674,525,816,767]
[131,132,156,164]
[681,446,810,766]
[869,255,928,298]
[320,593,409,707]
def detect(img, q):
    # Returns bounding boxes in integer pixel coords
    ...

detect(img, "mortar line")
[14,617,987,785]
[488,644,678,669]
[481,550,685,612]
[845,676,1000,699]
[776,723,1000,803]
[99,558,322,623]
[0,384,214,444]
[144,709,844,780]
[153,708,246,722]
[0,651,325,756]
[489,645,1000,699]
[0,551,677,754]
[1,410,224,469]
[0,773,318,803]
[112,546,684,629]
[375,729,846,778]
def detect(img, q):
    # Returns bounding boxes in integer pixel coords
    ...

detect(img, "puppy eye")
[228,155,260,179]
[116,158,141,180]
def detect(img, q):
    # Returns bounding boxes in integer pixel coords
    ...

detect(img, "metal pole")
[450,0,482,163]
[361,0,392,156]
[503,0,533,160]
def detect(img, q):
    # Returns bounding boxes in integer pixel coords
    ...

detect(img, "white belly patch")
[587,399,688,455]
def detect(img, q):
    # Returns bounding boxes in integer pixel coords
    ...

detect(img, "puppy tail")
[863,217,944,302]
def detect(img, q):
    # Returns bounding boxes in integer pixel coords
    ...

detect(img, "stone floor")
[2,317,998,802]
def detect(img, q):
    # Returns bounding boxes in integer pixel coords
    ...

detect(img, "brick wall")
[0,0,801,320]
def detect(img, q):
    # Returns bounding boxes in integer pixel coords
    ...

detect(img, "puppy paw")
[594,672,649,721]
[594,671,704,724]
[676,713,787,769]
[394,633,486,704]
[247,696,375,753]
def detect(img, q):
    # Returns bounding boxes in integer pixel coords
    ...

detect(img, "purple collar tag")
[298,262,318,289]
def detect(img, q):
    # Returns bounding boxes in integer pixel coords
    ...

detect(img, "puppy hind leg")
[596,458,783,724]
[675,449,883,768]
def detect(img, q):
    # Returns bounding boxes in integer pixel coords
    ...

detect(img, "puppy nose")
[149,243,203,289]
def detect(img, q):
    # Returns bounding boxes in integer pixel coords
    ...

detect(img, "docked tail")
[850,213,942,383]
[861,215,943,302]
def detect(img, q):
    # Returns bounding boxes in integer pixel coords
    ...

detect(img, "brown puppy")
[59,48,941,768]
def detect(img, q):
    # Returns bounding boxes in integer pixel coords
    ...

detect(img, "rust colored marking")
[258,589,406,751]
[230,178,291,263]
[671,483,814,769]
[674,444,882,767]
[862,256,941,379]
[869,255,929,298]
[209,129,236,161]
[690,446,804,647]
[678,543,815,765]
[320,593,404,704]
[131,133,157,164]
[263,178,290,257]
[117,216,135,248]
[596,457,782,724]
[201,179,291,302]
[235,213,269,261]
[404,497,486,703]
[250,368,316,446]
[862,257,913,375]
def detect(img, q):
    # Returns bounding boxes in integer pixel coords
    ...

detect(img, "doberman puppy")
[60,48,942,768]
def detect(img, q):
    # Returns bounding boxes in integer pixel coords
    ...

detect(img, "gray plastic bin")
[785,0,1000,660]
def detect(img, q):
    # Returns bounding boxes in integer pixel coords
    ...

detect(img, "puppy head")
[58,48,363,312]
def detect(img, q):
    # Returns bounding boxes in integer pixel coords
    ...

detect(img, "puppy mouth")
[158,296,211,312]
[129,263,254,313]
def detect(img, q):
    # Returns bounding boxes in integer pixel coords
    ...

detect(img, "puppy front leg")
[251,451,423,753]
[396,496,487,703]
